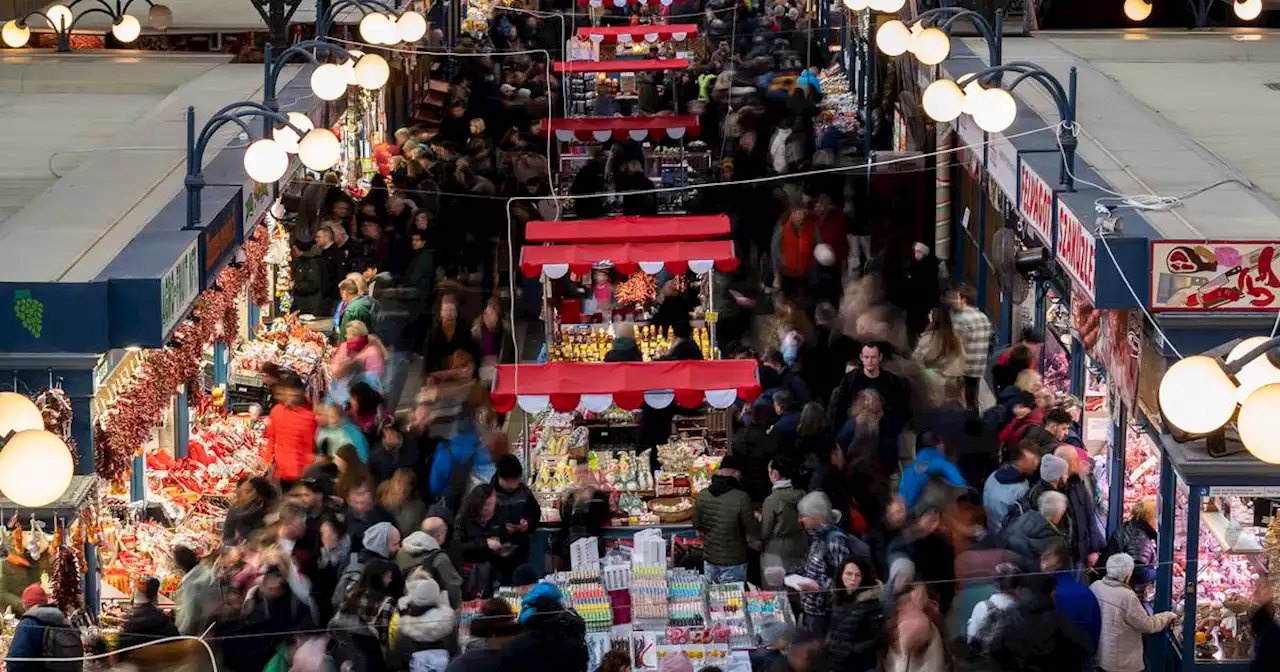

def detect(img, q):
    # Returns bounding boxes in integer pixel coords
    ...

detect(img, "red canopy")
[490,360,762,413]
[553,58,690,74]
[526,215,730,244]
[576,24,699,44]
[521,240,738,278]
[549,115,700,142]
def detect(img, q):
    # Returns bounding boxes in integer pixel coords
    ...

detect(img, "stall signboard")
[1149,240,1280,311]
[160,240,200,336]
[199,196,244,289]
[1072,284,1141,411]
[955,115,1018,205]
[1055,202,1097,302]
[1017,160,1053,247]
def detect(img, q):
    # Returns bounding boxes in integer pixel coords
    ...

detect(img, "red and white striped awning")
[553,58,691,74]
[548,115,700,142]
[520,240,738,278]
[526,215,730,244]
[577,0,675,6]
[490,360,762,413]
[576,24,699,44]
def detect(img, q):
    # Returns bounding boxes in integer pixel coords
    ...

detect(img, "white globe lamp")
[360,12,393,44]
[1123,0,1153,21]
[922,79,964,122]
[111,14,142,43]
[912,27,950,65]
[1226,337,1280,404]
[0,393,44,438]
[1238,384,1280,464]
[397,11,428,43]
[273,111,315,154]
[354,53,391,90]
[869,0,904,11]
[311,63,349,101]
[973,87,1017,132]
[0,430,74,507]
[843,0,869,9]
[1235,0,1263,20]
[243,139,289,184]
[876,20,911,56]
[45,4,72,31]
[298,129,341,171]
[1,20,30,48]
[1159,355,1239,435]
[148,4,173,30]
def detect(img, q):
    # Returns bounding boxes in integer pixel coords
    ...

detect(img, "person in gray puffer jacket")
[396,522,464,609]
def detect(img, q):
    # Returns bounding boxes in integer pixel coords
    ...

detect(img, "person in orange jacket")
[265,374,318,491]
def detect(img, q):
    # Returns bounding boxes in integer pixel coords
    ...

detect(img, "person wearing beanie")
[750,620,794,671]
[794,491,867,635]
[118,576,179,657]
[692,453,759,584]
[500,582,588,672]
[7,584,74,672]
[389,576,457,668]
[491,453,541,586]
[333,522,404,610]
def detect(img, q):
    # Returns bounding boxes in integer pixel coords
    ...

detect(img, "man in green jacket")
[760,455,806,587]
[692,455,759,583]
[336,277,375,340]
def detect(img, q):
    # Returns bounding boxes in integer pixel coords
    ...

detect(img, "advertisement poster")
[1072,285,1141,411]
[1151,241,1280,311]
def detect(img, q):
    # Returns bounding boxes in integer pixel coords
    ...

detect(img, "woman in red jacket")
[266,375,318,491]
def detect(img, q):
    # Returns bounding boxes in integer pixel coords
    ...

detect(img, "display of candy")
[707,583,751,648]
[630,564,669,625]
[746,591,794,638]
[668,569,705,628]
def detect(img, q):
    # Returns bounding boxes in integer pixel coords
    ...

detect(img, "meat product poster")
[1151,240,1280,311]
[1071,285,1142,411]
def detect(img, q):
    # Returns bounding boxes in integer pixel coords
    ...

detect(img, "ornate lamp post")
[2,0,172,52]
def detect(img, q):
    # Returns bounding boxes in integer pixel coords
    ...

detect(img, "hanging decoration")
[94,225,271,483]
[34,386,76,465]
[51,520,81,613]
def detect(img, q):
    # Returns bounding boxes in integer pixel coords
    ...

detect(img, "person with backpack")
[792,491,868,636]
[1101,496,1158,595]
[7,584,80,672]
[397,517,464,609]
[429,423,493,515]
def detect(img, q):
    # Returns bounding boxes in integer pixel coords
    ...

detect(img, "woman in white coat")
[1090,553,1178,672]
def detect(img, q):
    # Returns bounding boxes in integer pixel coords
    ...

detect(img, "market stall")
[520,239,736,359]
[492,360,759,570]
[460,530,791,671]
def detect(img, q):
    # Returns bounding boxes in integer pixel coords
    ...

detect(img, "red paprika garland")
[94,225,272,483]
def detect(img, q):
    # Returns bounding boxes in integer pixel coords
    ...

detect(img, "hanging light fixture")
[311,63,350,101]
[273,112,316,154]
[1,20,30,48]
[875,20,911,56]
[0,429,74,507]
[1123,0,1153,21]
[921,79,964,122]
[111,14,142,43]
[243,139,290,183]
[397,11,428,43]
[298,129,341,171]
[354,53,391,90]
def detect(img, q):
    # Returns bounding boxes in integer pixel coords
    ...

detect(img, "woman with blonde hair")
[913,305,966,404]
[329,320,387,405]
[1107,496,1158,596]
[835,389,902,479]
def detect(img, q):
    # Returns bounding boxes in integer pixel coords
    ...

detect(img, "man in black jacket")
[118,578,179,654]
[491,455,541,585]
[604,323,644,362]
[827,342,911,429]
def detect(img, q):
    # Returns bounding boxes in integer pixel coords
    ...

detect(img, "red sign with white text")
[1150,241,1280,311]
[1018,162,1053,246]
[1055,204,1096,302]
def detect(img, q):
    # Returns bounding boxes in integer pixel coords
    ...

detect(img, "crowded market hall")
[3,0,1280,670]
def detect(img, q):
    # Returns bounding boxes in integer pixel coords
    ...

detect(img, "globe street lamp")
[183,102,338,232]
[1,0,172,52]
[918,62,1079,190]
[0,393,74,508]
[876,8,1003,70]
[1159,337,1280,464]
[261,40,389,129]
[314,0,427,43]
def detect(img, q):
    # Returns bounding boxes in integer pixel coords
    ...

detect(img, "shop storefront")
[1127,238,1280,670]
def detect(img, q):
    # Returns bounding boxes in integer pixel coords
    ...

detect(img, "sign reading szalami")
[1150,241,1280,311]
[1055,204,1096,302]
[1018,161,1053,247]
[160,241,200,337]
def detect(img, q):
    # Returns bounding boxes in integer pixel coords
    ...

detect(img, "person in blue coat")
[1042,541,1102,655]
[7,585,75,672]
[897,442,968,510]
[430,427,495,511]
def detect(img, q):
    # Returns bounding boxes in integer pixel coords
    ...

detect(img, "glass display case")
[1150,431,1280,669]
